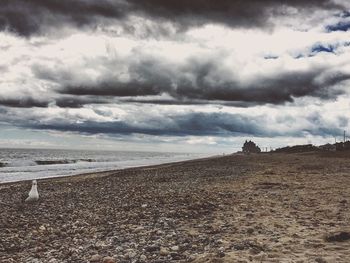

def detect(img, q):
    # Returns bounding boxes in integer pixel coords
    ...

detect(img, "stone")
[217,251,225,258]
[135,226,144,232]
[145,244,160,252]
[159,247,169,256]
[171,245,179,251]
[128,250,137,259]
[246,228,254,234]
[315,257,327,263]
[95,241,106,248]
[325,231,350,242]
[90,254,102,262]
[103,256,116,263]
[171,252,181,260]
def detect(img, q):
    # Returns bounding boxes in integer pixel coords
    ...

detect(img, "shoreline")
[1,152,349,262]
[0,154,219,186]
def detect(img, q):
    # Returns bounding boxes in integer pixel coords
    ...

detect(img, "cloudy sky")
[1,0,350,153]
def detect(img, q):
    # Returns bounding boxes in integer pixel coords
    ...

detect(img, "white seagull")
[25,180,39,202]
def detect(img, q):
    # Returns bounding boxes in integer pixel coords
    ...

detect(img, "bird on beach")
[25,180,39,202]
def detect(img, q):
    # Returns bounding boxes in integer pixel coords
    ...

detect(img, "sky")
[1,0,350,153]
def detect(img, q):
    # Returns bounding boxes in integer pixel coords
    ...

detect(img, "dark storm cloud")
[61,82,161,97]
[57,57,350,106]
[0,0,126,36]
[20,112,276,137]
[128,0,341,30]
[0,98,48,108]
[54,96,112,108]
[0,95,112,109]
[14,110,346,138]
[0,0,345,36]
[169,69,344,104]
[119,99,260,108]
[1,101,347,139]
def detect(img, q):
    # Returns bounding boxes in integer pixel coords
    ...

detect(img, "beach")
[0,152,349,262]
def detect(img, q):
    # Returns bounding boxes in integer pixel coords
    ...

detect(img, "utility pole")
[344,130,346,143]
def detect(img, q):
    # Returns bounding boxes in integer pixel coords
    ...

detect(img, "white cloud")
[1,3,350,151]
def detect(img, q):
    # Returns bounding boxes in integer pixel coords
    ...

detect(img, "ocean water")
[0,148,207,183]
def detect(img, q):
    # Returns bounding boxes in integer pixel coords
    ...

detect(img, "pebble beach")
[1,152,350,262]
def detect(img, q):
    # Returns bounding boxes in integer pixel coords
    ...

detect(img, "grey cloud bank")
[0,0,350,149]
[0,0,347,36]
[32,53,350,107]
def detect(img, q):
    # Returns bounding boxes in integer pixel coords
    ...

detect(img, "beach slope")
[1,153,349,262]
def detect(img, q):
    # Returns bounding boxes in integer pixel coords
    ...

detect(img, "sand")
[0,152,349,262]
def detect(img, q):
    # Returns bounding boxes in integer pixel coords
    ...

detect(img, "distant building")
[319,143,336,152]
[334,141,350,151]
[242,140,261,154]
[274,144,317,153]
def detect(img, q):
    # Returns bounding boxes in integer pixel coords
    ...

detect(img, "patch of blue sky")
[293,43,342,59]
[311,44,336,54]
[337,11,350,18]
[326,21,350,32]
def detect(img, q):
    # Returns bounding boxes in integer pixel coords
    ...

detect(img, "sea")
[0,148,208,183]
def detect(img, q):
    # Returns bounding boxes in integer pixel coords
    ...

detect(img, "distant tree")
[242,140,261,154]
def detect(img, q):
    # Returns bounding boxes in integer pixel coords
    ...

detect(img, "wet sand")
[0,152,349,262]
